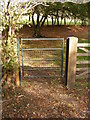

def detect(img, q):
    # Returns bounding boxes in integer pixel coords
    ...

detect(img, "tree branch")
[41,15,47,27]
[32,11,35,27]
[17,2,49,21]
[40,15,44,23]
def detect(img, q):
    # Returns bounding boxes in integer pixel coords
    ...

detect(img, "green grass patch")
[77,56,90,61]
[77,48,86,53]
[76,64,90,68]
[78,39,89,43]
[85,47,90,51]
[87,82,90,88]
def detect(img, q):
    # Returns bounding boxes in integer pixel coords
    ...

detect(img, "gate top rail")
[77,43,90,47]
[23,48,63,51]
[21,38,64,41]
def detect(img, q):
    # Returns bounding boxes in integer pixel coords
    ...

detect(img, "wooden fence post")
[0,40,2,81]
[65,37,78,88]
[14,38,20,86]
[0,39,2,120]
[0,32,2,119]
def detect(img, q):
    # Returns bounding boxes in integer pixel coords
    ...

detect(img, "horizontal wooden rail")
[77,43,90,47]
[76,71,89,79]
[76,42,90,79]
[77,53,90,56]
[79,48,90,53]
[76,67,90,71]
[76,61,90,64]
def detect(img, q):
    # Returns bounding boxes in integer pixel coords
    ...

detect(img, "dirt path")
[2,25,89,119]
[21,79,87,118]
[2,77,88,118]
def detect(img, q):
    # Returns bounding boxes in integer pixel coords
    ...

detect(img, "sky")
[0,0,90,4]
[10,0,90,3]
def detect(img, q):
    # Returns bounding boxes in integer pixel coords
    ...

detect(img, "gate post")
[14,38,21,86]
[65,37,78,88]
[17,38,21,86]
[0,39,2,120]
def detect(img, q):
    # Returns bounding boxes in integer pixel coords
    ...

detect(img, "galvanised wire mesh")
[18,38,64,79]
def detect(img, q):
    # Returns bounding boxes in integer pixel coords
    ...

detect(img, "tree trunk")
[54,17,56,25]
[47,18,48,26]
[69,19,73,25]
[33,25,42,38]
[81,19,86,26]
[5,25,9,40]
[29,14,30,21]
[52,16,53,26]
[57,17,59,25]
[60,16,63,25]
[57,10,59,25]
[64,18,66,25]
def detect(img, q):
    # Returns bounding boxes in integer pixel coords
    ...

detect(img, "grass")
[44,19,88,26]
[85,47,90,51]
[87,82,90,88]
[18,19,88,26]
[78,38,89,43]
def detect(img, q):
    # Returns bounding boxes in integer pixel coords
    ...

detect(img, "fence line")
[76,43,90,79]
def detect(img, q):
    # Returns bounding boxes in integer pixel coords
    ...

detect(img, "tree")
[31,4,49,37]
[78,3,88,25]
[1,0,48,86]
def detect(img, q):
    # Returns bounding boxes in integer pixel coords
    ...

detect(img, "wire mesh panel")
[20,38,64,78]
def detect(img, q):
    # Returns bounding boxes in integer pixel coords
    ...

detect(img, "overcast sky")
[11,0,90,3]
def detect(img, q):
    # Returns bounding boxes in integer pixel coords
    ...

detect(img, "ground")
[18,25,89,39]
[2,25,89,119]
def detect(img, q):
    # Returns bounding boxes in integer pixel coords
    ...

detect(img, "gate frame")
[17,37,78,88]
[17,38,64,83]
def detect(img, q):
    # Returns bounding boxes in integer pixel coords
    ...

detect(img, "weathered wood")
[16,70,19,86]
[14,38,20,86]
[0,39,2,120]
[77,43,90,47]
[77,61,90,64]
[76,42,90,80]
[76,70,89,79]
[76,67,90,71]
[66,37,78,88]
[79,47,90,53]
[0,5,2,119]
[77,53,90,56]
[0,40,2,81]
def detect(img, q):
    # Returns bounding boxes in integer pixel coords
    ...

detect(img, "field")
[18,25,89,39]
[2,25,89,118]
